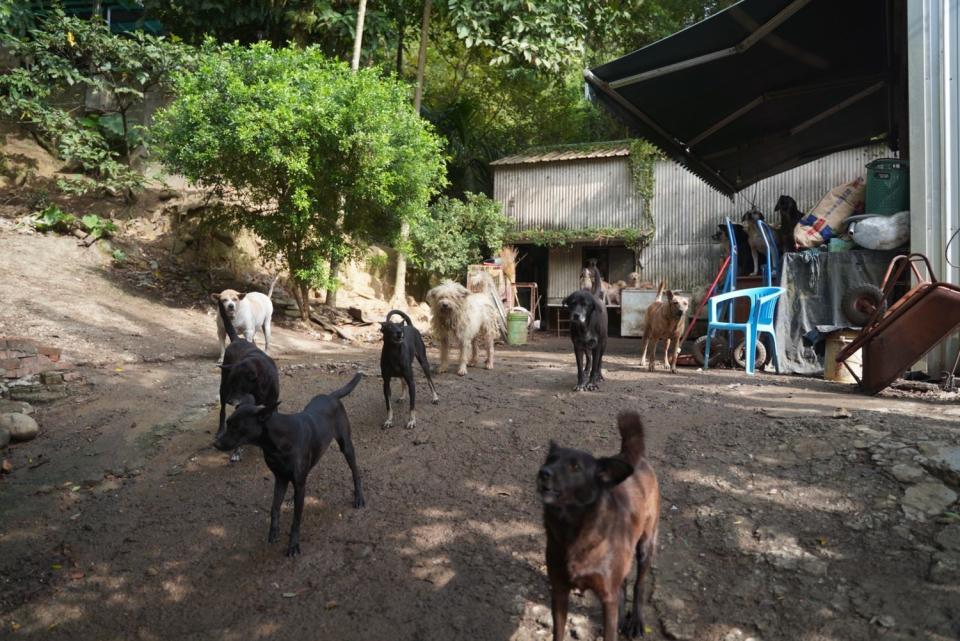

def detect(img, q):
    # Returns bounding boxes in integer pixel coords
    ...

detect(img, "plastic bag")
[794,177,866,248]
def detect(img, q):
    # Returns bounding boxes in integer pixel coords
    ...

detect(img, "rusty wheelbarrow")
[836,253,960,395]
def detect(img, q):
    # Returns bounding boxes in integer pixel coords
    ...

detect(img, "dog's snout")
[539,467,553,481]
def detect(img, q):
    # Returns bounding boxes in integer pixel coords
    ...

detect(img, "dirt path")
[1,227,959,641]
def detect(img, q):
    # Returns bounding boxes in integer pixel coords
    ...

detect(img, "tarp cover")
[774,250,896,375]
[587,0,900,196]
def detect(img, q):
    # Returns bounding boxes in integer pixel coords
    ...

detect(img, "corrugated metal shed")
[645,144,892,290]
[494,155,645,232]
[493,143,893,293]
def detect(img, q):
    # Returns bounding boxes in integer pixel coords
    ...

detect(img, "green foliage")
[628,139,662,249]
[33,204,76,233]
[153,42,446,311]
[410,192,511,279]
[0,12,193,196]
[111,248,128,264]
[80,214,118,240]
[506,227,650,248]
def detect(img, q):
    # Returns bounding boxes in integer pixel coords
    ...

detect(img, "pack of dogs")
[712,194,804,276]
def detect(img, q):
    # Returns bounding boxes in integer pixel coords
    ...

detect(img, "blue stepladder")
[707,217,783,372]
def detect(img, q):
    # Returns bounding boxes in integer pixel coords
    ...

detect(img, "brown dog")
[538,411,660,641]
[639,281,689,373]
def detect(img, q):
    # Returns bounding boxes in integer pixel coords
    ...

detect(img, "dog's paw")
[229,450,242,463]
[573,384,585,392]
[354,495,366,509]
[586,382,600,391]
[285,543,300,558]
[382,419,394,430]
[431,395,440,405]
[619,611,646,638]
[484,363,494,370]
[405,418,417,430]
[457,367,467,376]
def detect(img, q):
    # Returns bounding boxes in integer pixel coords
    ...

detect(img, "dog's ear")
[595,457,634,488]
[547,440,559,454]
[210,293,221,303]
[255,402,280,417]
[666,290,674,300]
[238,292,247,300]
[562,294,573,308]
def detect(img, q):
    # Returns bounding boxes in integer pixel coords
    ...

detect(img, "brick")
[0,358,18,370]
[3,368,20,379]
[37,346,61,362]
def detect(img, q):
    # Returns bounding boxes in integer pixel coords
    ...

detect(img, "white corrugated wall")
[643,145,892,290]
[494,157,645,231]
[908,0,960,373]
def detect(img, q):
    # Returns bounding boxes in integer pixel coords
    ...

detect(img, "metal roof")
[490,143,631,167]
[586,0,903,196]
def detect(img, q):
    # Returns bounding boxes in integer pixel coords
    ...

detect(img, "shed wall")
[494,157,645,231]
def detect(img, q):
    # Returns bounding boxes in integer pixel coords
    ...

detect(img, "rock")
[902,482,958,521]
[0,413,39,442]
[919,443,960,485]
[890,463,927,484]
[832,407,852,419]
[0,427,8,448]
[0,400,33,415]
[40,371,64,385]
[936,524,960,551]
[8,385,68,403]
[1,459,11,473]
[793,439,835,460]
[929,550,960,584]
[876,615,896,628]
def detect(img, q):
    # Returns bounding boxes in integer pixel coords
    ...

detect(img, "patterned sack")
[794,178,866,248]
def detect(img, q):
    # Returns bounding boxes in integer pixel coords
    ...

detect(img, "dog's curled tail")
[386,309,413,326]
[617,411,646,467]
[331,373,363,399]
[217,299,240,343]
[266,274,281,300]
[655,280,667,302]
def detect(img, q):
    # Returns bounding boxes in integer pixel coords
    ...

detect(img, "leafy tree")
[0,12,192,196]
[153,43,447,318]
[410,192,511,279]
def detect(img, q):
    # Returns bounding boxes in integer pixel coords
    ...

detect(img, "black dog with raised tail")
[214,373,366,557]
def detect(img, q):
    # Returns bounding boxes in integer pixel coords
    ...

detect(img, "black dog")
[774,194,803,253]
[380,309,439,430]
[711,223,755,276]
[214,373,366,557]
[563,264,607,391]
[216,298,280,463]
[538,411,660,641]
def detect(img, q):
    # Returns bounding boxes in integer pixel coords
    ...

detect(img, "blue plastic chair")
[704,286,785,375]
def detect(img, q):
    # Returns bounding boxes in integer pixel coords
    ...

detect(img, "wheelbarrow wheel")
[842,284,885,327]
[692,335,728,368]
[733,339,767,370]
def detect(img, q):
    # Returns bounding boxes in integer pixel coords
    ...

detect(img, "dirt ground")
[2,226,960,641]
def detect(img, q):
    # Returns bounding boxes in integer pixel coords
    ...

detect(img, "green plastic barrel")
[865,158,909,215]
[506,311,529,345]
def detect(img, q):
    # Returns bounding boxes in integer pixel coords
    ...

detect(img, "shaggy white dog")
[427,280,499,376]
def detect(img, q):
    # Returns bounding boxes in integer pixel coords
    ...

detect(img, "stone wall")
[0,338,62,379]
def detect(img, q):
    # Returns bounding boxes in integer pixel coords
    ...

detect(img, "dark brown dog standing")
[538,412,660,640]
[639,281,689,373]
[774,194,803,254]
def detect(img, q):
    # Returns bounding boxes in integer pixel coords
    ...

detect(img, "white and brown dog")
[426,280,499,376]
[741,209,768,276]
[211,275,280,363]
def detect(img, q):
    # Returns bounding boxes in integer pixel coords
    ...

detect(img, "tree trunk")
[392,0,432,306]
[324,8,369,309]
[300,282,311,321]
[351,0,368,72]
[396,16,405,76]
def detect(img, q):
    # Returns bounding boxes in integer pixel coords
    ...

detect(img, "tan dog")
[579,264,611,304]
[607,280,627,305]
[211,275,279,363]
[741,209,768,276]
[639,281,689,373]
[426,280,499,376]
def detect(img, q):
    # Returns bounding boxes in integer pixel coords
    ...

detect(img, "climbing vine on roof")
[505,226,650,248]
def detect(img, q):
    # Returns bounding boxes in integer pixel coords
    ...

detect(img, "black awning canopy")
[586,0,900,196]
